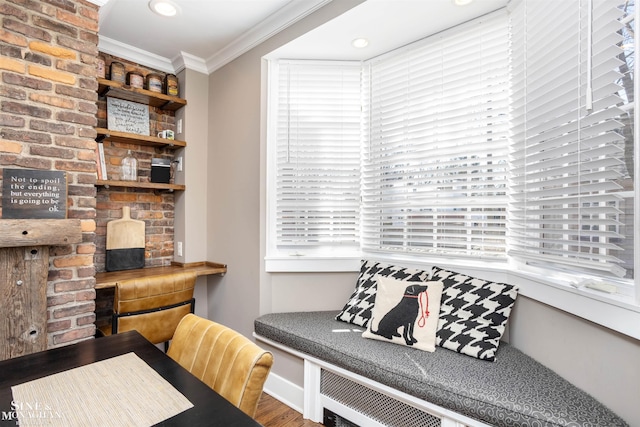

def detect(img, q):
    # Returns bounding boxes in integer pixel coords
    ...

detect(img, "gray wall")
[203,2,640,425]
[175,68,211,317]
[204,0,366,339]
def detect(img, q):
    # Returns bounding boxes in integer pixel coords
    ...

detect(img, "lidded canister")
[146,73,163,93]
[109,62,125,83]
[165,74,179,97]
[126,71,144,89]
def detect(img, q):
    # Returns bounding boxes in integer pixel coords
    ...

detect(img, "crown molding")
[204,0,332,73]
[171,51,208,75]
[98,36,179,74]
[96,0,332,75]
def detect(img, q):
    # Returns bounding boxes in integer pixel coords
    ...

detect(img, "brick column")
[0,0,100,348]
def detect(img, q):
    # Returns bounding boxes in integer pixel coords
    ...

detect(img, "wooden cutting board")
[105,206,145,272]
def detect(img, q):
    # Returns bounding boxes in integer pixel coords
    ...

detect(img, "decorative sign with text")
[2,169,67,219]
[107,97,150,136]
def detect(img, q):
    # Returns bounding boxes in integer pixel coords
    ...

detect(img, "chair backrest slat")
[113,271,197,344]
[167,314,273,418]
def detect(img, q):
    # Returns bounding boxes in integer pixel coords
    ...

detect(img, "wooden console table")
[95,261,227,289]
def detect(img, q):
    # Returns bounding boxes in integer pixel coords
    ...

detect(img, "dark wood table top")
[0,331,261,426]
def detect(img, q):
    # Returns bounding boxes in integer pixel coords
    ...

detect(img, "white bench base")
[256,334,492,427]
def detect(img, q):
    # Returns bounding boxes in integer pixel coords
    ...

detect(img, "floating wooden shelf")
[96,180,185,191]
[97,78,187,111]
[95,79,186,191]
[95,128,186,149]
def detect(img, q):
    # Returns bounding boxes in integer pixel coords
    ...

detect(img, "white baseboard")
[262,371,305,414]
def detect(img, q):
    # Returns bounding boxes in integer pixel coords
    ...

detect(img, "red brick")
[1,101,51,118]
[41,0,77,14]
[30,144,74,159]
[3,72,54,90]
[0,140,23,153]
[56,110,96,126]
[30,119,75,135]
[47,319,72,333]
[24,51,52,66]
[5,18,51,42]
[52,301,94,319]
[56,8,98,32]
[0,3,28,21]
[47,268,73,281]
[0,28,28,47]
[52,254,93,268]
[0,84,27,100]
[68,184,96,197]
[32,15,78,38]
[30,92,75,109]
[57,34,97,55]
[77,265,96,278]
[76,313,96,326]
[0,113,25,127]
[76,289,96,302]
[78,4,99,21]
[15,156,52,169]
[47,293,75,307]
[52,326,95,346]
[55,158,95,172]
[55,135,95,149]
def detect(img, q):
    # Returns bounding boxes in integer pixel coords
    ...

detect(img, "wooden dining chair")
[99,271,197,351]
[167,313,274,418]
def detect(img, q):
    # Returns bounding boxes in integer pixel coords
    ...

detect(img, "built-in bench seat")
[254,310,627,427]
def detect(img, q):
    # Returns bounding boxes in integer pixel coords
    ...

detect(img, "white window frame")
[265,59,363,271]
[263,3,640,340]
[360,10,510,263]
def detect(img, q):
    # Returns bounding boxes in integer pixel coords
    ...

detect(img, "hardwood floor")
[255,393,324,427]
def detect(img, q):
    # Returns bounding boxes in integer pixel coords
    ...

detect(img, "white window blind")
[361,11,510,259]
[274,61,362,251]
[509,0,635,279]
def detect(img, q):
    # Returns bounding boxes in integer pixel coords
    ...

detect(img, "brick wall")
[94,53,176,273]
[0,0,100,348]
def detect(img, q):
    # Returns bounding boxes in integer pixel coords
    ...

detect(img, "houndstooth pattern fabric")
[336,260,431,327]
[431,266,518,362]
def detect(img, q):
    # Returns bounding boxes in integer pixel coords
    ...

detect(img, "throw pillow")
[431,266,518,362]
[363,276,444,352]
[335,260,431,328]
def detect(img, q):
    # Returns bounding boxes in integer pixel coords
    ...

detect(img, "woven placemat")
[11,352,193,427]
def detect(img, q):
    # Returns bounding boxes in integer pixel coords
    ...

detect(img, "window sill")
[506,269,640,340]
[264,255,640,340]
[265,256,361,272]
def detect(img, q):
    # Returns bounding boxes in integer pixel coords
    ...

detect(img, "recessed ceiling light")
[149,0,180,17]
[453,0,474,5]
[352,38,369,49]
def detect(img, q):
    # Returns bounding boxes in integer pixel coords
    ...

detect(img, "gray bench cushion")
[255,311,627,427]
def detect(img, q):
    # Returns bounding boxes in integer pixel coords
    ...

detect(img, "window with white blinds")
[361,11,510,259]
[509,0,635,279]
[273,61,362,252]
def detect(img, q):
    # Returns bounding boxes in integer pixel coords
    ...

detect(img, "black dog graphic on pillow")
[371,284,429,346]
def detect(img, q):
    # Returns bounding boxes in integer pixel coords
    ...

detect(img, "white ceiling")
[97,0,508,74]
[270,0,509,61]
